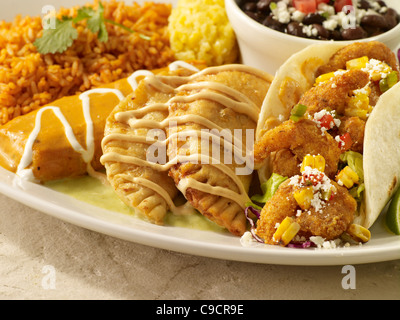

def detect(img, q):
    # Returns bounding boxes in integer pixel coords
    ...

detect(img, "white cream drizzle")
[16,89,125,181]
[101,64,270,213]
[15,61,269,218]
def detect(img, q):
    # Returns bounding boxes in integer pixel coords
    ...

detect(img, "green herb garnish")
[34,2,150,55]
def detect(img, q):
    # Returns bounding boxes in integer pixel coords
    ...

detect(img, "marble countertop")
[0,193,399,300]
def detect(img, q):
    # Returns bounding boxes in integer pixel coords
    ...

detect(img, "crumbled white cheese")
[323,18,338,31]
[289,165,336,215]
[291,10,305,22]
[362,58,391,79]
[310,236,342,249]
[302,24,318,37]
[272,2,291,24]
[240,231,256,247]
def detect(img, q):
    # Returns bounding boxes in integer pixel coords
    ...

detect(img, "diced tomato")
[338,133,353,151]
[292,0,317,14]
[318,114,335,130]
[334,0,353,13]
[303,171,324,186]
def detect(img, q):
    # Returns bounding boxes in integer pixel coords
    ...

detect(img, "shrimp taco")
[251,41,400,247]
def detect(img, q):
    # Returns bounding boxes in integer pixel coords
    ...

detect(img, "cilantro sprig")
[34,2,151,55]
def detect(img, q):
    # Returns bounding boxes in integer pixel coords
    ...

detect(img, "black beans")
[238,0,399,41]
[287,21,305,37]
[262,15,285,32]
[341,26,368,40]
[361,14,387,29]
[257,0,273,14]
[384,8,400,30]
[303,13,325,26]
[313,24,330,40]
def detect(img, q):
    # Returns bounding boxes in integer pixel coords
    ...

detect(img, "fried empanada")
[167,65,273,235]
[101,64,204,224]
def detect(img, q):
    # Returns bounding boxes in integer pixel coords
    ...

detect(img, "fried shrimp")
[316,41,400,76]
[339,116,366,153]
[254,119,341,179]
[255,176,357,245]
[298,69,370,116]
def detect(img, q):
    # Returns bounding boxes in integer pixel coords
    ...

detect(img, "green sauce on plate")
[45,176,226,233]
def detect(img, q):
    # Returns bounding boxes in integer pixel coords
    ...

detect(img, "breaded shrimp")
[339,116,366,153]
[254,119,341,179]
[255,179,356,245]
[298,69,370,116]
[317,41,400,76]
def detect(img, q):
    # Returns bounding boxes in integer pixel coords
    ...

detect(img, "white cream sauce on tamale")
[16,61,271,221]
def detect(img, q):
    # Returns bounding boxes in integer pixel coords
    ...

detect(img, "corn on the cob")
[336,166,359,189]
[293,186,314,210]
[300,155,326,173]
[273,216,301,246]
[347,224,371,243]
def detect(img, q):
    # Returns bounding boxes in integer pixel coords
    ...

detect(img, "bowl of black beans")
[225,0,400,74]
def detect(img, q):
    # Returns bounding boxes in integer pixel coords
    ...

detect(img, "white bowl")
[225,0,400,75]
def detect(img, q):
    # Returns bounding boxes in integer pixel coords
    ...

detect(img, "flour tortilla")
[255,42,399,229]
[363,81,400,228]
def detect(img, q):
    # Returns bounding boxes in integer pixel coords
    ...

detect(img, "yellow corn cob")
[336,166,359,189]
[346,56,369,70]
[273,216,301,246]
[293,186,314,210]
[347,224,371,243]
[300,155,326,172]
[315,72,335,84]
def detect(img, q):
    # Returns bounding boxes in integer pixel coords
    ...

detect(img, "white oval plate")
[0,0,399,266]
[1,166,399,266]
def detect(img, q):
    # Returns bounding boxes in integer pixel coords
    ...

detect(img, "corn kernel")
[300,155,326,172]
[336,166,359,189]
[314,155,326,172]
[344,107,368,120]
[281,222,301,246]
[273,216,294,243]
[346,93,370,120]
[347,224,371,243]
[315,72,335,84]
[293,186,314,210]
[273,216,301,246]
[349,93,370,110]
[300,155,315,172]
[346,56,369,70]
